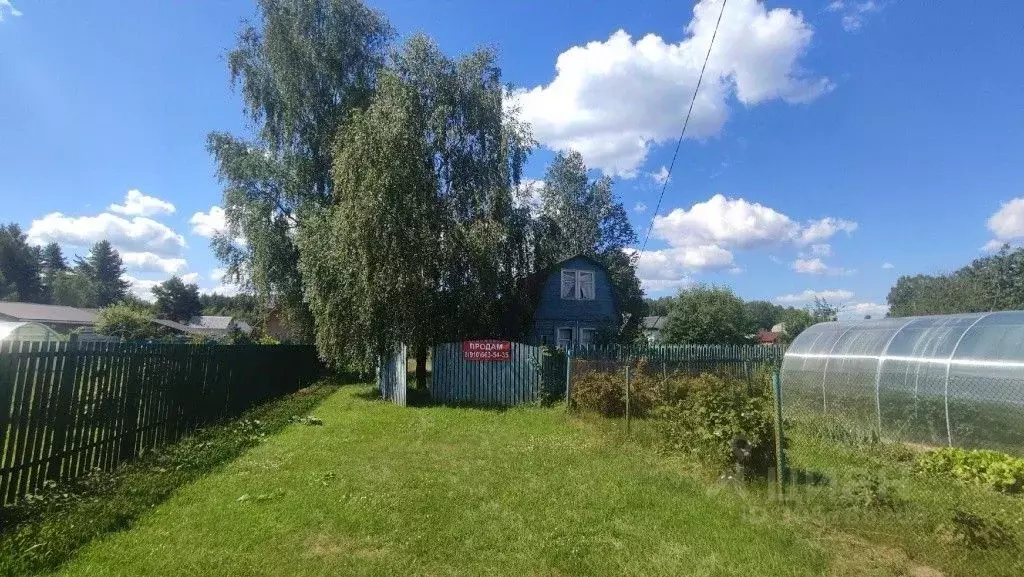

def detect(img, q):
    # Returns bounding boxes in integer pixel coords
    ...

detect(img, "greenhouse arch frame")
[781,311,1024,455]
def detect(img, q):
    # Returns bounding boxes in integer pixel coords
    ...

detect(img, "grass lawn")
[50,384,843,577]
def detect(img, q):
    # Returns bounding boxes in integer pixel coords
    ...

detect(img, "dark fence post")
[564,348,573,411]
[625,363,631,435]
[46,335,79,480]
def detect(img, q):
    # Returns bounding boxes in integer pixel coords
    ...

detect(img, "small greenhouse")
[0,321,61,344]
[780,312,1024,455]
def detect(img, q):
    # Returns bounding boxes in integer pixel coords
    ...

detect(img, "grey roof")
[188,315,234,330]
[642,315,667,331]
[0,302,97,325]
[152,318,198,333]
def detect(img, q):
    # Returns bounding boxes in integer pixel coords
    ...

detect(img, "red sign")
[462,340,511,361]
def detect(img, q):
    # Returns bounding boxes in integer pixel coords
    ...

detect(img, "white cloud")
[652,194,857,250]
[839,302,889,320]
[881,262,894,269]
[180,272,201,284]
[27,212,186,257]
[633,202,648,213]
[203,268,242,297]
[798,217,857,244]
[630,245,734,292]
[189,206,227,238]
[809,243,831,257]
[108,189,176,217]
[121,252,187,274]
[828,1,882,33]
[791,257,854,276]
[776,288,854,303]
[514,180,545,216]
[509,0,832,175]
[124,275,161,303]
[650,166,670,186]
[983,198,1024,251]
[0,0,21,21]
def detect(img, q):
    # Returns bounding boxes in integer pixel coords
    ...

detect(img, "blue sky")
[2,0,1023,318]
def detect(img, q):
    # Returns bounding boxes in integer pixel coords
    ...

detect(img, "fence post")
[564,348,573,411]
[46,334,80,480]
[771,369,787,497]
[625,364,631,435]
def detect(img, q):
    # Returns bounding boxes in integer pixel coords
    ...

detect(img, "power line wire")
[637,0,729,256]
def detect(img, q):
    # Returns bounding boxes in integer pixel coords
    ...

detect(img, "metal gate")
[377,344,407,406]
[430,341,564,406]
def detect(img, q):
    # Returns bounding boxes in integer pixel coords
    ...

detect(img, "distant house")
[527,255,621,348]
[0,302,97,333]
[755,329,782,346]
[154,315,253,339]
[642,315,667,344]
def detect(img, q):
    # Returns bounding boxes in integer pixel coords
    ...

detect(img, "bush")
[656,372,777,476]
[569,359,663,417]
[937,510,1016,549]
[915,448,1024,494]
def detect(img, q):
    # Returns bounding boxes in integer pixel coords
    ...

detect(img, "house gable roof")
[0,302,98,325]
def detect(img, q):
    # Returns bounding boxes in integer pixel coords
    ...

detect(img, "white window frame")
[560,269,596,301]
[556,327,574,349]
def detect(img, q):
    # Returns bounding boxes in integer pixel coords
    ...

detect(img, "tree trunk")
[415,344,428,389]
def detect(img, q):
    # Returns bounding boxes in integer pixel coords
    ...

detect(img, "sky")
[2,0,1023,319]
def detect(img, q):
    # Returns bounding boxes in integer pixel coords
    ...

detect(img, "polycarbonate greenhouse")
[780,312,1024,455]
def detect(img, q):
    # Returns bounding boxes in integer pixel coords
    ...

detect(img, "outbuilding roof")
[0,302,98,325]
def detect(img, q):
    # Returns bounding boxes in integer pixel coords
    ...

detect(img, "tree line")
[207,0,646,373]
[646,285,838,345]
[0,225,256,331]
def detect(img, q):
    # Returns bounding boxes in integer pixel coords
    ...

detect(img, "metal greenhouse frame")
[781,312,1024,455]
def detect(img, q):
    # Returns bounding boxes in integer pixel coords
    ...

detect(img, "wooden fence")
[0,340,320,507]
[430,341,564,406]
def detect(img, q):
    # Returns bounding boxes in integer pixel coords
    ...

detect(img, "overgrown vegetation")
[915,447,1024,494]
[0,381,338,577]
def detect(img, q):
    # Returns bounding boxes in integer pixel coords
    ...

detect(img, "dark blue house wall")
[529,256,620,346]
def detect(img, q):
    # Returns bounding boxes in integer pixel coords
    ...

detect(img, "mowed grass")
[53,385,834,577]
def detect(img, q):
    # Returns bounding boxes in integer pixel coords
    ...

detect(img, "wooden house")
[527,255,621,348]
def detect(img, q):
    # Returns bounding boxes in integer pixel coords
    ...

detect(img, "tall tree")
[299,35,532,369]
[152,276,203,322]
[76,240,130,306]
[39,242,68,302]
[532,150,646,340]
[0,223,44,302]
[661,285,749,345]
[208,0,394,340]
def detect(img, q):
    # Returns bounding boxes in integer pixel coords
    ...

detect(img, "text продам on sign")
[462,340,512,361]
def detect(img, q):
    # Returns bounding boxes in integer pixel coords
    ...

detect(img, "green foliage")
[199,292,259,321]
[644,296,673,317]
[887,244,1024,317]
[569,360,663,417]
[0,382,338,576]
[75,240,130,306]
[656,372,777,475]
[50,271,98,308]
[839,469,900,509]
[937,510,1016,549]
[661,284,749,344]
[0,223,44,302]
[95,304,158,340]
[151,276,202,322]
[207,0,394,340]
[300,36,532,367]
[915,448,1024,494]
[39,242,68,302]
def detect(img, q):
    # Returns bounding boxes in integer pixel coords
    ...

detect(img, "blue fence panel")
[377,344,407,406]
[430,341,544,406]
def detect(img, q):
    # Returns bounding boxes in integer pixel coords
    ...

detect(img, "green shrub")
[915,448,1024,494]
[937,510,1015,549]
[569,359,663,417]
[655,372,777,476]
[840,470,900,509]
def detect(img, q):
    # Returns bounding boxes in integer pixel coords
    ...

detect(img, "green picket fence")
[0,339,321,507]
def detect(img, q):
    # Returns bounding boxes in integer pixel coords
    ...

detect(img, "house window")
[580,328,596,347]
[560,269,596,300]
[556,327,573,349]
